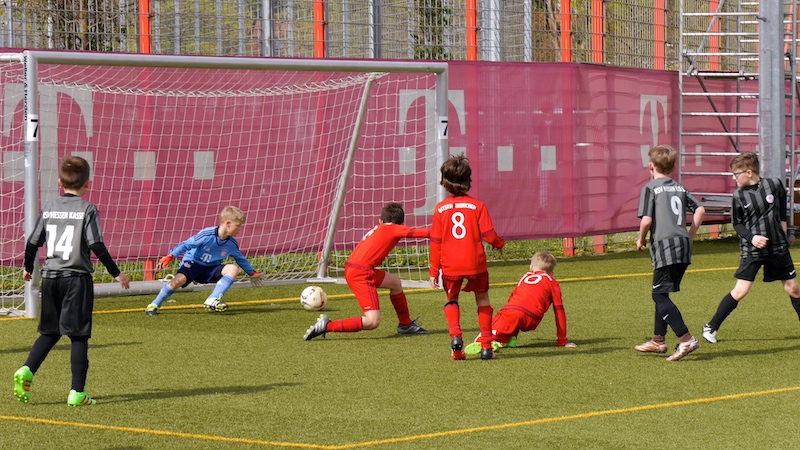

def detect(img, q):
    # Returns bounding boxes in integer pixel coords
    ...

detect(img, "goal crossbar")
[2,51,448,318]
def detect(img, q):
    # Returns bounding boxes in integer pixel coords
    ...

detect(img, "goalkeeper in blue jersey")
[145,206,262,315]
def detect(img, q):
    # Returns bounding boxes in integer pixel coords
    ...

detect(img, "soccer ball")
[300,285,327,311]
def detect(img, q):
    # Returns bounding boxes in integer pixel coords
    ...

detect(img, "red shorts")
[344,263,387,312]
[491,308,542,345]
[441,271,489,302]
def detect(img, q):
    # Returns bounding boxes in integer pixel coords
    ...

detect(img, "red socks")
[327,317,363,333]
[477,305,493,348]
[443,302,462,338]
[390,292,412,326]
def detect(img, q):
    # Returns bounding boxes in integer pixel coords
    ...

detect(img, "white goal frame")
[2,50,448,318]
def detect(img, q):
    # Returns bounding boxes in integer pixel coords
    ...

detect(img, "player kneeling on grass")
[304,202,431,341]
[145,206,262,315]
[464,252,576,355]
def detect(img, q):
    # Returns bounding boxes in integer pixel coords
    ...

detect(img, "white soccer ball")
[300,285,327,311]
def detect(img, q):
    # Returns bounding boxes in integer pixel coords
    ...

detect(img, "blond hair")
[220,206,246,224]
[648,145,677,175]
[530,251,557,274]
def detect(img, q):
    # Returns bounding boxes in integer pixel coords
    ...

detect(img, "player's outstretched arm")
[156,254,174,270]
[116,273,131,289]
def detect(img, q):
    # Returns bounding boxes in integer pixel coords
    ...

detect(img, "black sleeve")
[90,242,121,278]
[733,223,754,243]
[24,242,39,273]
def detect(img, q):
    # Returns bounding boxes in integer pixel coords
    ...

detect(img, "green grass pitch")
[3,237,800,449]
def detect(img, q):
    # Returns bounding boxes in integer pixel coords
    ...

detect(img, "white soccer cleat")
[702,323,717,344]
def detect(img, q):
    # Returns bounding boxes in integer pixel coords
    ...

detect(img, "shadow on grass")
[0,341,142,355]
[94,382,301,404]
[493,337,624,359]
[692,337,800,361]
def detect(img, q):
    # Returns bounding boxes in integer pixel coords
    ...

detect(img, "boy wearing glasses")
[702,152,800,344]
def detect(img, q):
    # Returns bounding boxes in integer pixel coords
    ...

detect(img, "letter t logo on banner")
[639,94,668,166]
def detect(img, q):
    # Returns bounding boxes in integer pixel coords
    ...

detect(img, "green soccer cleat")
[203,296,228,312]
[507,335,517,348]
[464,341,482,355]
[67,389,96,407]
[145,303,159,316]
[13,366,33,403]
[465,340,504,355]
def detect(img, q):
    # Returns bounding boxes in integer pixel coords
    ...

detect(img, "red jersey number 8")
[451,212,467,239]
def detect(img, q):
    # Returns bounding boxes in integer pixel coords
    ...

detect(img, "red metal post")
[709,0,719,70]
[314,0,326,58]
[561,0,572,62]
[466,0,478,61]
[654,0,666,69]
[139,0,151,54]
[138,0,156,278]
[591,0,604,64]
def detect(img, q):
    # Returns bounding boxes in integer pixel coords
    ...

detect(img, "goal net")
[0,52,448,316]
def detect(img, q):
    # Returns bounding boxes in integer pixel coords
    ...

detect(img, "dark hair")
[730,152,759,175]
[59,155,91,190]
[440,154,471,196]
[380,202,405,224]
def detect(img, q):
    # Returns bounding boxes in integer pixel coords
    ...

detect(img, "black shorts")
[734,251,797,283]
[652,263,689,294]
[39,273,94,337]
[176,261,224,287]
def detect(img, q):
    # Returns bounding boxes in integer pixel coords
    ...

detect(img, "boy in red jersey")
[304,203,431,340]
[465,252,576,354]
[429,154,505,360]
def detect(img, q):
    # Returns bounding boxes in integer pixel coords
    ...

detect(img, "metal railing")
[0,1,719,70]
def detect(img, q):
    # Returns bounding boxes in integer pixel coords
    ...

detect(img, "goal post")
[0,50,448,317]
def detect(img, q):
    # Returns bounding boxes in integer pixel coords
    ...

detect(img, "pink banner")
[1,58,749,263]
[448,62,743,240]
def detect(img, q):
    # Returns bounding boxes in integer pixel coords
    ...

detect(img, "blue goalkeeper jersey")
[169,226,255,274]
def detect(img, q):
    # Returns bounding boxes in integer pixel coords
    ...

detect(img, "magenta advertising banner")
[0,56,747,263]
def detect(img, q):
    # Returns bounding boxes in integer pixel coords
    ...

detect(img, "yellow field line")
[489,265,739,287]
[0,266,740,321]
[2,259,791,318]
[2,385,799,449]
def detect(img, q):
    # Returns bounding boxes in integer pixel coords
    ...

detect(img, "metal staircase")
[678,0,800,232]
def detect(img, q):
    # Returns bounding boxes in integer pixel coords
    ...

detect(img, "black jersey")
[27,194,105,278]
[732,177,789,258]
[638,177,701,269]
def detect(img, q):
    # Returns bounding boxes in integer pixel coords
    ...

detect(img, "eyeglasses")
[732,171,747,178]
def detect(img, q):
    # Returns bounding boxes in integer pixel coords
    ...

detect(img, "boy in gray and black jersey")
[14,155,130,407]
[702,152,800,344]
[635,145,706,361]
